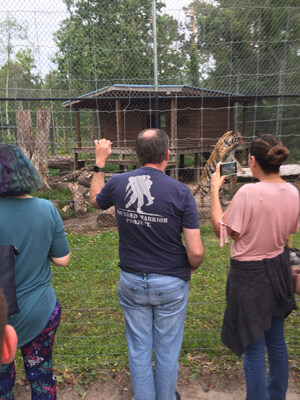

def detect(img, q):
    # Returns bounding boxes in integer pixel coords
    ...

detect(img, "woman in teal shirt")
[0,144,70,399]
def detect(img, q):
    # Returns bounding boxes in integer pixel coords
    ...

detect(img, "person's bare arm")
[211,162,238,240]
[50,252,71,266]
[210,162,226,238]
[90,139,112,209]
[183,227,204,274]
[1,325,17,364]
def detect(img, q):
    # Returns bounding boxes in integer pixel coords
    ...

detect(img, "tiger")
[192,130,244,198]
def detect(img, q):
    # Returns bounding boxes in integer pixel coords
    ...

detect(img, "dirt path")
[14,366,300,399]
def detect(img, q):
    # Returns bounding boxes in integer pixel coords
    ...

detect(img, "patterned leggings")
[0,299,61,400]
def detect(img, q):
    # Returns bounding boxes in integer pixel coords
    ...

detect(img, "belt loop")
[143,273,147,288]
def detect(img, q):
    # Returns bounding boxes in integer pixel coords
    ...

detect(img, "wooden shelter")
[63,84,254,180]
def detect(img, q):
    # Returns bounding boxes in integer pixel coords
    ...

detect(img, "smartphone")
[220,161,237,176]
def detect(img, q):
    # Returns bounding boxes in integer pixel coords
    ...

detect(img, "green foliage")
[189,44,199,87]
[51,0,185,93]
[156,13,186,84]
[242,97,300,161]
[186,0,300,95]
[32,188,74,219]
[0,16,28,52]
[0,49,41,97]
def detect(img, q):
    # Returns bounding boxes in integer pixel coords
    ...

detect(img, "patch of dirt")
[13,365,300,399]
[63,208,116,235]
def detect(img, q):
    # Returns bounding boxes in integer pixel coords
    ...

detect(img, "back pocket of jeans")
[118,277,138,303]
[155,283,186,310]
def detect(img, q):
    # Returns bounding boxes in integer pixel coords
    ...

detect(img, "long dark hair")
[249,134,289,173]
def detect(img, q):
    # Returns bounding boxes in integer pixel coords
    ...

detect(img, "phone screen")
[220,161,237,176]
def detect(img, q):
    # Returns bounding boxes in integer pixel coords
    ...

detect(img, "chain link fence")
[0,0,299,384]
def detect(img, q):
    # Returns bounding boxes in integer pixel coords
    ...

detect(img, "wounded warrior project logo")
[116,175,168,228]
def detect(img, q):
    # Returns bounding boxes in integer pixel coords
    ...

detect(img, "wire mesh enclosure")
[0,0,299,387]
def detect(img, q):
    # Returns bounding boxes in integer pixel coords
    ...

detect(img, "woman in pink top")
[211,134,299,400]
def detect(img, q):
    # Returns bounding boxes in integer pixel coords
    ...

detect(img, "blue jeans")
[243,316,289,400]
[118,270,189,400]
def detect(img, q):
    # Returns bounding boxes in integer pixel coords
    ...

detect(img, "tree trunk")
[31,109,51,190]
[77,170,93,187]
[68,182,88,216]
[48,156,73,171]
[16,110,34,159]
[51,170,81,183]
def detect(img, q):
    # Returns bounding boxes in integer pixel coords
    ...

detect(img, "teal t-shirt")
[0,197,70,347]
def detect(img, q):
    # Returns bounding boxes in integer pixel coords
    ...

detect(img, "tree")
[156,13,186,85]
[52,0,185,95]
[184,0,300,95]
[0,16,28,135]
[15,50,41,89]
[49,0,187,150]
[0,49,42,139]
[0,49,41,95]
[179,0,300,160]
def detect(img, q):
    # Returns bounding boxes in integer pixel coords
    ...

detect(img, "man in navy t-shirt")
[90,129,204,400]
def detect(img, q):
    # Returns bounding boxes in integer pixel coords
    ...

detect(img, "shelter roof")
[62,84,255,108]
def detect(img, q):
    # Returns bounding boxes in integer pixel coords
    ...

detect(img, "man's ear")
[165,149,170,161]
[1,325,17,364]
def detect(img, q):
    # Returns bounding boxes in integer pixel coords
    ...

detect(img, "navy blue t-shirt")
[96,167,200,281]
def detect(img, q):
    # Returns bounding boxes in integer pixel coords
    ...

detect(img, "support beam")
[75,109,82,148]
[116,99,122,147]
[243,104,247,137]
[170,98,176,148]
[170,98,178,179]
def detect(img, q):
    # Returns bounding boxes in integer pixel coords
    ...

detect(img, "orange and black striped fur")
[193,130,244,197]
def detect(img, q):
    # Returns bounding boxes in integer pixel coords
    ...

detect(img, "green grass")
[54,227,299,371]
[32,188,73,218]
[14,226,300,389]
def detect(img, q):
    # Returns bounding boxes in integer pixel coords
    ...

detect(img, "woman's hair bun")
[266,145,289,165]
